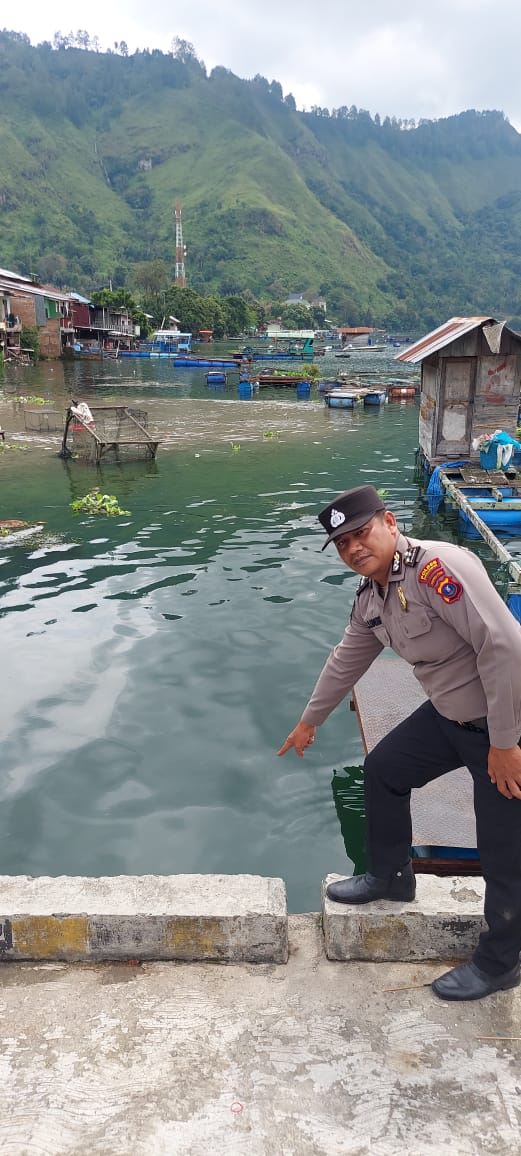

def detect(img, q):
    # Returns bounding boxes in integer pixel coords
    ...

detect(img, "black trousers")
[364,700,521,975]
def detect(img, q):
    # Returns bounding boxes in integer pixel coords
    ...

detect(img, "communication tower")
[175,200,187,287]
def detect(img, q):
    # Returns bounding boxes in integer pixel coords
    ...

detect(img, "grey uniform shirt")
[301,532,521,748]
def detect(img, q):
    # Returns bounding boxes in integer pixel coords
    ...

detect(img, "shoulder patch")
[419,557,445,586]
[419,557,463,603]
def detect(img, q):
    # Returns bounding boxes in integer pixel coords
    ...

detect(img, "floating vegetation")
[230,442,241,453]
[263,430,280,439]
[0,441,29,452]
[70,491,130,516]
[12,395,46,405]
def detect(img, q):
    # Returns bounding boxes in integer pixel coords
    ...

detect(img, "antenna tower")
[175,200,187,287]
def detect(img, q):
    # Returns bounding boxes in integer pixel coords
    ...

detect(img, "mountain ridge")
[2,31,521,327]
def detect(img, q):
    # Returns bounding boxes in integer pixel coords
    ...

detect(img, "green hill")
[2,30,521,328]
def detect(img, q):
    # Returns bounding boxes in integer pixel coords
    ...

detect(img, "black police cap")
[318,485,385,550]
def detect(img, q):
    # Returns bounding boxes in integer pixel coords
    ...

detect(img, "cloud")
[9,0,521,128]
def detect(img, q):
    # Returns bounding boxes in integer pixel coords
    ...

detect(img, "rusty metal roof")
[395,316,497,363]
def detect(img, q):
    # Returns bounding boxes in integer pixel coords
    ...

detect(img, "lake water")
[0,348,489,910]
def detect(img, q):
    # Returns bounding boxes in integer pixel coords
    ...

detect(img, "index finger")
[277,737,294,757]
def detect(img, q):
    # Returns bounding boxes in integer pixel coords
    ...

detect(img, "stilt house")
[397,317,521,465]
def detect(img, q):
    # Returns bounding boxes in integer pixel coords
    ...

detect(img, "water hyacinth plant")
[70,491,130,516]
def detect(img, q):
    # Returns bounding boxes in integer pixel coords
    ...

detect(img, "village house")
[0,267,74,360]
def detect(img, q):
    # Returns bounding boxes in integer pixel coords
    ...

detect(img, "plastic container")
[480,445,499,470]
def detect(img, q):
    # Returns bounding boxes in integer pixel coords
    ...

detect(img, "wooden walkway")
[352,653,477,855]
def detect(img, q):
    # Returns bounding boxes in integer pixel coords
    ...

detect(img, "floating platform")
[256,374,311,388]
[352,653,479,873]
[439,463,521,534]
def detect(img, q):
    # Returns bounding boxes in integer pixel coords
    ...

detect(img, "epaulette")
[404,545,420,567]
[355,576,370,595]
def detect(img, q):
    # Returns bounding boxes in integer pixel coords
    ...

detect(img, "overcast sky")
[10,0,521,130]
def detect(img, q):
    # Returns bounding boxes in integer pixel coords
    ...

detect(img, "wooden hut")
[396,317,521,466]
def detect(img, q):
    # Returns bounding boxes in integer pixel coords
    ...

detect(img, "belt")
[456,718,488,734]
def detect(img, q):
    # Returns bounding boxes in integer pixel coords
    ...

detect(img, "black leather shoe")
[432,960,521,1001]
[326,861,416,905]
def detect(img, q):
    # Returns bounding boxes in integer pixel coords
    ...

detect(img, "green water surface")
[0,352,459,909]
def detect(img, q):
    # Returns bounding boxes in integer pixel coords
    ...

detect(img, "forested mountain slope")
[2,30,521,327]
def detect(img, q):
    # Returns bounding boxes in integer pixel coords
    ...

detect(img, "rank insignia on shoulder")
[404,546,420,567]
[391,551,402,574]
[355,576,370,595]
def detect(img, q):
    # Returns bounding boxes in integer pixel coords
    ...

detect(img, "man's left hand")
[488,745,521,800]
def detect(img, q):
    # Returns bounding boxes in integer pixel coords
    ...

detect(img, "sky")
[9,0,521,131]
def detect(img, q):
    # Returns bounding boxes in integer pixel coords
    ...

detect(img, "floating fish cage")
[24,409,65,434]
[63,406,159,464]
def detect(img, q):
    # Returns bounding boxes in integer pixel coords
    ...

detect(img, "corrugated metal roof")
[0,267,34,283]
[395,316,496,363]
[0,275,71,303]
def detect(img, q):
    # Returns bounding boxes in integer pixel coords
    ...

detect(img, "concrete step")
[323,874,486,961]
[0,874,288,964]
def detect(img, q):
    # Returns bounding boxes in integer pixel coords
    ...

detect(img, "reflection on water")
[0,351,442,910]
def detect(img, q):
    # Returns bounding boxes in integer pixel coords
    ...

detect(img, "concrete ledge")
[323,874,486,961]
[0,875,288,964]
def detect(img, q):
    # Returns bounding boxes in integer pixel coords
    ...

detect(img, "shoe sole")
[326,891,416,905]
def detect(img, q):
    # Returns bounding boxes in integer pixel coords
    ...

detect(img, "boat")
[232,337,315,361]
[336,344,386,356]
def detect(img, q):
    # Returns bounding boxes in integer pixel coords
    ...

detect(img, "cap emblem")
[329,508,346,529]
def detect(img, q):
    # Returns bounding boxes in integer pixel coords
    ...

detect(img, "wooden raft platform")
[352,653,478,865]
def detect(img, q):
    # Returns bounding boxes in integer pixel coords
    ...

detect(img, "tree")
[279,304,313,329]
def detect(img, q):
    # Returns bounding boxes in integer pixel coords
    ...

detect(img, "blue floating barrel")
[296,381,311,398]
[206,371,227,385]
[238,381,254,398]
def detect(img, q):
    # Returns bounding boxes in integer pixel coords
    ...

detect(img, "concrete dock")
[1,907,521,1154]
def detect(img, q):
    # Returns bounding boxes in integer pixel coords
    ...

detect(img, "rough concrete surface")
[324,874,486,961]
[0,914,520,1156]
[0,874,288,963]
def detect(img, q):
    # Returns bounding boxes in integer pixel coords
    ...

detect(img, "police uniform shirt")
[301,533,521,749]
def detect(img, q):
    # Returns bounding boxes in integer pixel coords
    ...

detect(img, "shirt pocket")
[400,611,433,639]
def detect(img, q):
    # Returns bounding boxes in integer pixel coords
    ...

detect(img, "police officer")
[278,484,521,1001]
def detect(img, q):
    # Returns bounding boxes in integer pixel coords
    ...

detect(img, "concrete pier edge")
[0,872,486,964]
[323,873,486,961]
[0,874,288,964]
